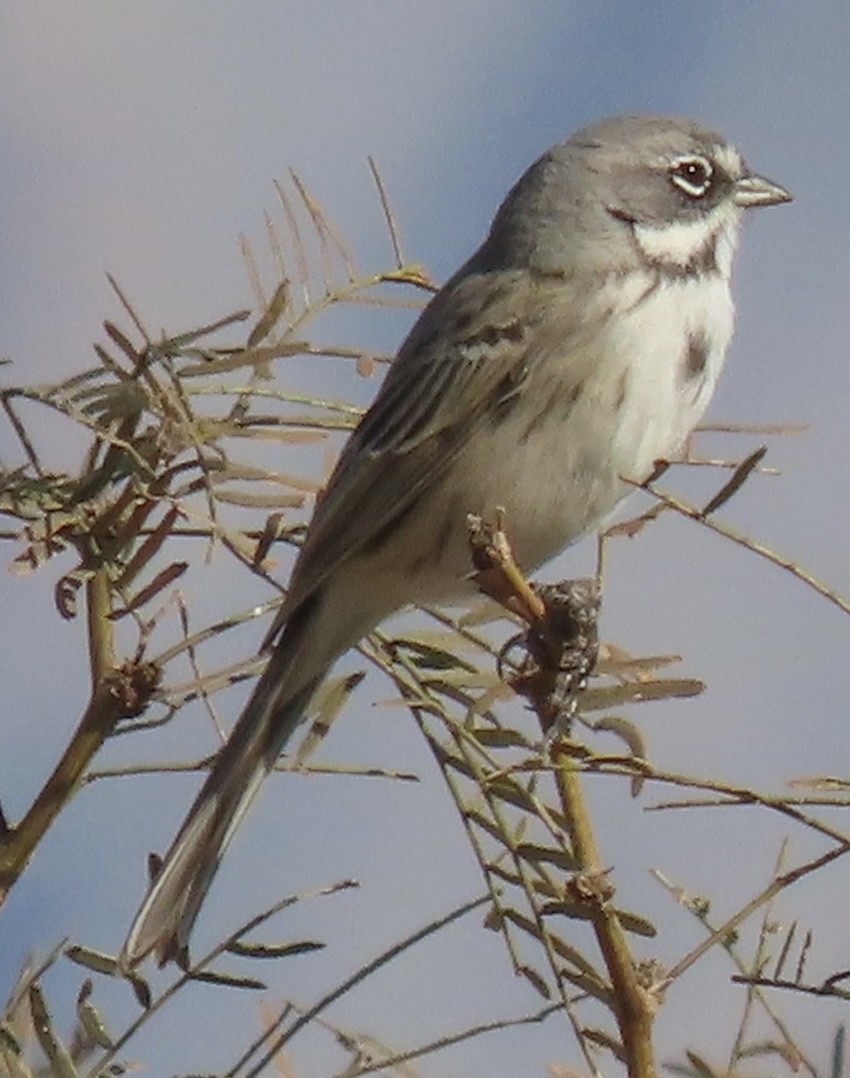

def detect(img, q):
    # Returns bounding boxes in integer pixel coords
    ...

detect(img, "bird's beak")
[733,173,793,208]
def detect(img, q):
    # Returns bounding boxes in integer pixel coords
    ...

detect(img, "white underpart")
[605,265,735,478]
[425,210,742,581]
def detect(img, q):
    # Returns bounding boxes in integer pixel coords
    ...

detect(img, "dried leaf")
[356,353,377,378]
[210,462,323,494]
[486,779,538,814]
[178,339,307,376]
[10,526,71,577]
[0,1024,33,1078]
[701,445,767,516]
[214,489,305,509]
[831,1025,846,1078]
[295,672,365,764]
[473,727,533,749]
[581,678,704,711]
[0,1025,23,1058]
[484,862,522,886]
[557,966,614,1007]
[28,984,78,1078]
[540,900,656,937]
[466,809,521,847]
[65,946,120,977]
[227,426,330,444]
[247,279,291,349]
[514,843,577,872]
[114,505,182,590]
[55,570,89,620]
[102,320,141,364]
[428,740,474,778]
[74,380,148,422]
[76,980,114,1049]
[503,908,607,987]
[110,561,188,617]
[127,971,151,1010]
[739,1039,803,1067]
[394,637,476,673]
[591,715,647,796]
[582,1026,626,1063]
[0,1024,30,1078]
[250,511,285,568]
[187,969,267,990]
[482,905,506,935]
[684,1050,723,1078]
[517,964,551,999]
[225,939,325,959]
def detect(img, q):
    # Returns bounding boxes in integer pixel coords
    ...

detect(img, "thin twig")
[663,841,850,986]
[229,895,490,1078]
[367,155,405,269]
[639,478,850,618]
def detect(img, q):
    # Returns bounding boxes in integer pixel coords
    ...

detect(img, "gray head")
[482,114,791,278]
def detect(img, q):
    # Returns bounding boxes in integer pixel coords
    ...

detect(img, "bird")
[121,114,791,967]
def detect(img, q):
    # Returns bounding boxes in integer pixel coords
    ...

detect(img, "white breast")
[378,244,739,602]
[605,270,735,482]
[444,266,736,577]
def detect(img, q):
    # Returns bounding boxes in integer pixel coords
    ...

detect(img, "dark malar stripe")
[650,233,719,280]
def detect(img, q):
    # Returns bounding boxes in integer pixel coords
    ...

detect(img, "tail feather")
[121,644,325,968]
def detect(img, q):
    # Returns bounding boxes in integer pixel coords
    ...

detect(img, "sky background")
[1,3,850,1076]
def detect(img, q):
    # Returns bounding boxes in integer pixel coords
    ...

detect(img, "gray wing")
[267,263,598,641]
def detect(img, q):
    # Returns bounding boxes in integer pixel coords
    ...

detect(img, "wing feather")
[267,264,597,641]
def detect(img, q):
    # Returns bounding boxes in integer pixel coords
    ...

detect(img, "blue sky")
[1,4,849,1075]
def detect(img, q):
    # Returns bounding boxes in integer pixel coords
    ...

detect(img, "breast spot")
[682,331,710,383]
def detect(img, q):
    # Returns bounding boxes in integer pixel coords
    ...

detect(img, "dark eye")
[670,156,713,198]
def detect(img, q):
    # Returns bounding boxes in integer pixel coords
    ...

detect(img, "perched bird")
[122,114,791,967]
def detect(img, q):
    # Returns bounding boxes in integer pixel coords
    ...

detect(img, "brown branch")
[86,566,116,687]
[552,749,656,1075]
[0,572,159,904]
[467,512,656,1078]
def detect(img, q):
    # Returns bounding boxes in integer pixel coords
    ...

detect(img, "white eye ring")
[670,155,713,198]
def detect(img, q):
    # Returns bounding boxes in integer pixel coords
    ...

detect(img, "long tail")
[120,625,329,969]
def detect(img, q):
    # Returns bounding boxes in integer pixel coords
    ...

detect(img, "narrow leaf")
[473,727,533,749]
[830,1024,846,1078]
[110,561,188,617]
[76,980,114,1049]
[114,504,181,590]
[187,969,267,990]
[484,862,522,886]
[247,279,291,348]
[127,972,152,1010]
[28,984,78,1078]
[225,939,325,959]
[214,489,305,509]
[583,1027,627,1063]
[517,964,551,999]
[515,843,577,872]
[685,1050,723,1078]
[65,946,120,977]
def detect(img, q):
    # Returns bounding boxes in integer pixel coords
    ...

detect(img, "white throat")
[633,202,741,277]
